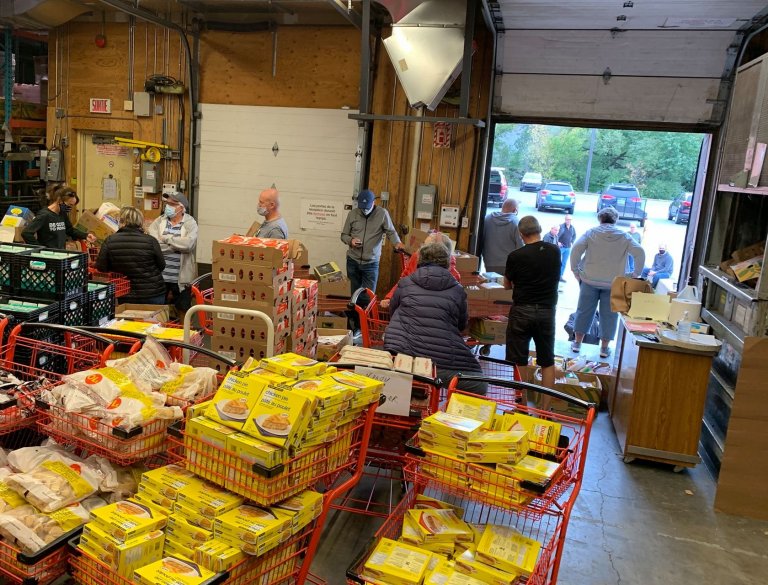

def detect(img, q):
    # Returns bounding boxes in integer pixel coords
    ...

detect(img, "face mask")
[59,204,71,215]
[164,205,179,218]
[257,206,268,217]
[362,206,374,216]
[658,250,666,255]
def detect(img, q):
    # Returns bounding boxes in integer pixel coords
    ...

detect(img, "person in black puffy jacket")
[96,207,167,304]
[384,242,487,395]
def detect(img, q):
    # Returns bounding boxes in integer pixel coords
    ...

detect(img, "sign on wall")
[300,199,345,232]
[89,98,112,114]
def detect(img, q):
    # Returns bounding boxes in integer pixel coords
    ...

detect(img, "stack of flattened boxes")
[210,236,305,362]
[290,279,319,358]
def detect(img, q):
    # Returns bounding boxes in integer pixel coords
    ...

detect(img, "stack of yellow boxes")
[179,354,382,506]
[211,236,307,361]
[362,495,543,585]
[290,278,319,358]
[415,394,564,506]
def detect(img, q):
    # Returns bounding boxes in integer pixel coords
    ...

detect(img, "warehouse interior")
[1,1,768,584]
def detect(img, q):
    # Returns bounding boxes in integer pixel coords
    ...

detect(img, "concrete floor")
[312,412,768,585]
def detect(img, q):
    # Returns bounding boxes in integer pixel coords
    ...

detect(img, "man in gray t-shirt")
[247,188,289,239]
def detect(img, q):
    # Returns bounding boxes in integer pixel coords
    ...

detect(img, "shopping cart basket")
[477,354,524,403]
[0,525,79,585]
[345,485,571,585]
[349,288,387,348]
[80,241,131,298]
[190,272,214,335]
[405,376,596,517]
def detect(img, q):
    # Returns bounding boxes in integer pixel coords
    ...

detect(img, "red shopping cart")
[190,272,214,336]
[80,241,131,298]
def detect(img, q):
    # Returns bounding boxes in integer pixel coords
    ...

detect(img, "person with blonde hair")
[97,206,166,304]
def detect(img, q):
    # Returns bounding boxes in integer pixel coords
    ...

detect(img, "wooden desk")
[610,316,716,470]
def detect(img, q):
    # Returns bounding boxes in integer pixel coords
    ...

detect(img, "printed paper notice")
[300,199,344,232]
[354,366,412,417]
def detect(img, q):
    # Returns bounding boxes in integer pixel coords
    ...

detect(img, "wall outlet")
[162,183,178,195]
[461,217,469,228]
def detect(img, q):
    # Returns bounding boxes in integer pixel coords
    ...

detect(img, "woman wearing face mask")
[22,185,94,249]
[148,191,198,314]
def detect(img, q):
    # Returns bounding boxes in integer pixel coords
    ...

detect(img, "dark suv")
[488,168,508,206]
[598,183,647,226]
[536,181,575,213]
[668,192,692,224]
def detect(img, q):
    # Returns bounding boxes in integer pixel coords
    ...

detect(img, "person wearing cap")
[340,189,403,297]
[569,206,645,358]
[641,243,674,288]
[149,191,198,312]
[22,185,94,249]
[503,216,561,397]
[246,188,289,239]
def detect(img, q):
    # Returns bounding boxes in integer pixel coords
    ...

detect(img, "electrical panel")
[141,161,161,193]
[439,205,460,228]
[43,149,64,182]
[415,184,436,219]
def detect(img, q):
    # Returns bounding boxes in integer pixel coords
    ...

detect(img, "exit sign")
[89,98,111,114]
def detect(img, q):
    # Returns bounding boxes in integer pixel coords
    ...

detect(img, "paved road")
[483,188,689,350]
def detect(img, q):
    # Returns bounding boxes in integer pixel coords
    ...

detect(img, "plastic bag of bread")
[0,496,107,553]
[106,336,177,393]
[85,456,143,501]
[5,453,103,513]
[0,481,26,513]
[160,364,218,402]
[61,367,137,406]
[6,445,72,473]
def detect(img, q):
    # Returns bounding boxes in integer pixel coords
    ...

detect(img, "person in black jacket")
[22,185,91,249]
[96,207,167,304]
[384,242,487,395]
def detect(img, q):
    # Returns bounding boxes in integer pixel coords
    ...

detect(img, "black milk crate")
[0,242,41,294]
[86,281,116,326]
[14,249,88,300]
[59,292,88,327]
[0,297,59,341]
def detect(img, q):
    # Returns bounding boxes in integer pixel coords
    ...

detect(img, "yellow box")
[241,385,312,448]
[414,494,464,518]
[185,417,238,481]
[362,538,433,585]
[162,536,192,560]
[214,505,291,547]
[418,432,468,455]
[90,500,168,543]
[246,367,295,388]
[420,464,469,487]
[177,482,244,517]
[466,430,528,455]
[206,370,269,430]
[259,352,327,379]
[446,394,496,430]
[136,484,175,511]
[80,523,165,578]
[187,400,212,420]
[497,412,561,456]
[226,431,286,471]
[497,455,561,488]
[135,555,217,585]
[453,549,517,585]
[141,465,207,500]
[127,496,171,519]
[405,509,473,543]
[214,522,290,556]
[273,490,323,532]
[425,559,487,585]
[168,514,214,544]
[464,450,527,465]
[194,540,244,573]
[476,524,541,577]
[326,370,383,396]
[469,481,531,507]
[172,500,216,532]
[421,412,484,441]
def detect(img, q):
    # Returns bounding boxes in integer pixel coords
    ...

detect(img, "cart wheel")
[480,345,491,356]
[673,465,685,473]
[623,456,635,464]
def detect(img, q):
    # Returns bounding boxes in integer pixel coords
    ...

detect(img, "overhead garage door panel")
[196,104,359,266]
[498,74,720,124]
[503,30,735,77]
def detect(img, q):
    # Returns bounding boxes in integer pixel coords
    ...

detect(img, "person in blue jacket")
[641,243,674,288]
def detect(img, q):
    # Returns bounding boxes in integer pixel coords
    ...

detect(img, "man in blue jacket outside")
[641,243,674,288]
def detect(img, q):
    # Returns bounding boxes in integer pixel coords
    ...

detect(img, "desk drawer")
[702,369,733,445]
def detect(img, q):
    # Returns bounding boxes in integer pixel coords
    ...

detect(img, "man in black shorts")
[504,216,562,400]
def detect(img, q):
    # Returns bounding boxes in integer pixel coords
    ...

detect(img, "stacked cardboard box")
[211,236,306,361]
[290,279,319,358]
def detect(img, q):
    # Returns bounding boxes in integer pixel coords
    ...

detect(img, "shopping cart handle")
[190,272,212,288]
[456,374,597,410]
[349,287,375,306]
[13,323,115,347]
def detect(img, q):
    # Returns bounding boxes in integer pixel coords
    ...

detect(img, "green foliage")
[492,124,704,200]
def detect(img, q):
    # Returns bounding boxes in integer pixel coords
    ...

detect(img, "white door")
[196,105,360,267]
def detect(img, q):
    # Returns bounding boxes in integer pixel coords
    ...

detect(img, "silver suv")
[598,183,647,226]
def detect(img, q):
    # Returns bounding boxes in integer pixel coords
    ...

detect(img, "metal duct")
[380,0,467,111]
[0,0,90,29]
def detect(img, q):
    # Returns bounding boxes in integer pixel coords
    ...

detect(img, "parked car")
[536,181,576,213]
[520,172,543,192]
[598,183,647,227]
[668,192,692,224]
[488,168,508,206]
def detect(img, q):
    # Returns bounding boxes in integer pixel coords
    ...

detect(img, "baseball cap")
[163,191,190,211]
[357,190,375,209]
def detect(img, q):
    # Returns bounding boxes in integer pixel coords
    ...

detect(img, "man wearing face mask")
[246,188,289,239]
[641,243,674,288]
[23,185,94,249]
[340,189,403,297]
[149,191,198,313]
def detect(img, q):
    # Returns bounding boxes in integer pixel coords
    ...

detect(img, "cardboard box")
[313,262,344,282]
[535,372,602,416]
[1,205,32,229]
[212,314,291,340]
[212,257,293,288]
[213,284,292,319]
[211,335,288,362]
[316,328,352,361]
[116,304,170,323]
[731,256,762,282]
[317,313,349,330]
[76,210,117,244]
[318,278,352,299]
[212,238,306,269]
[453,252,479,274]
[405,229,431,254]
[469,317,508,343]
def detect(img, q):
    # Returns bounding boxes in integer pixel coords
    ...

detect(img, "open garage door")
[494,1,768,126]
[195,104,360,266]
